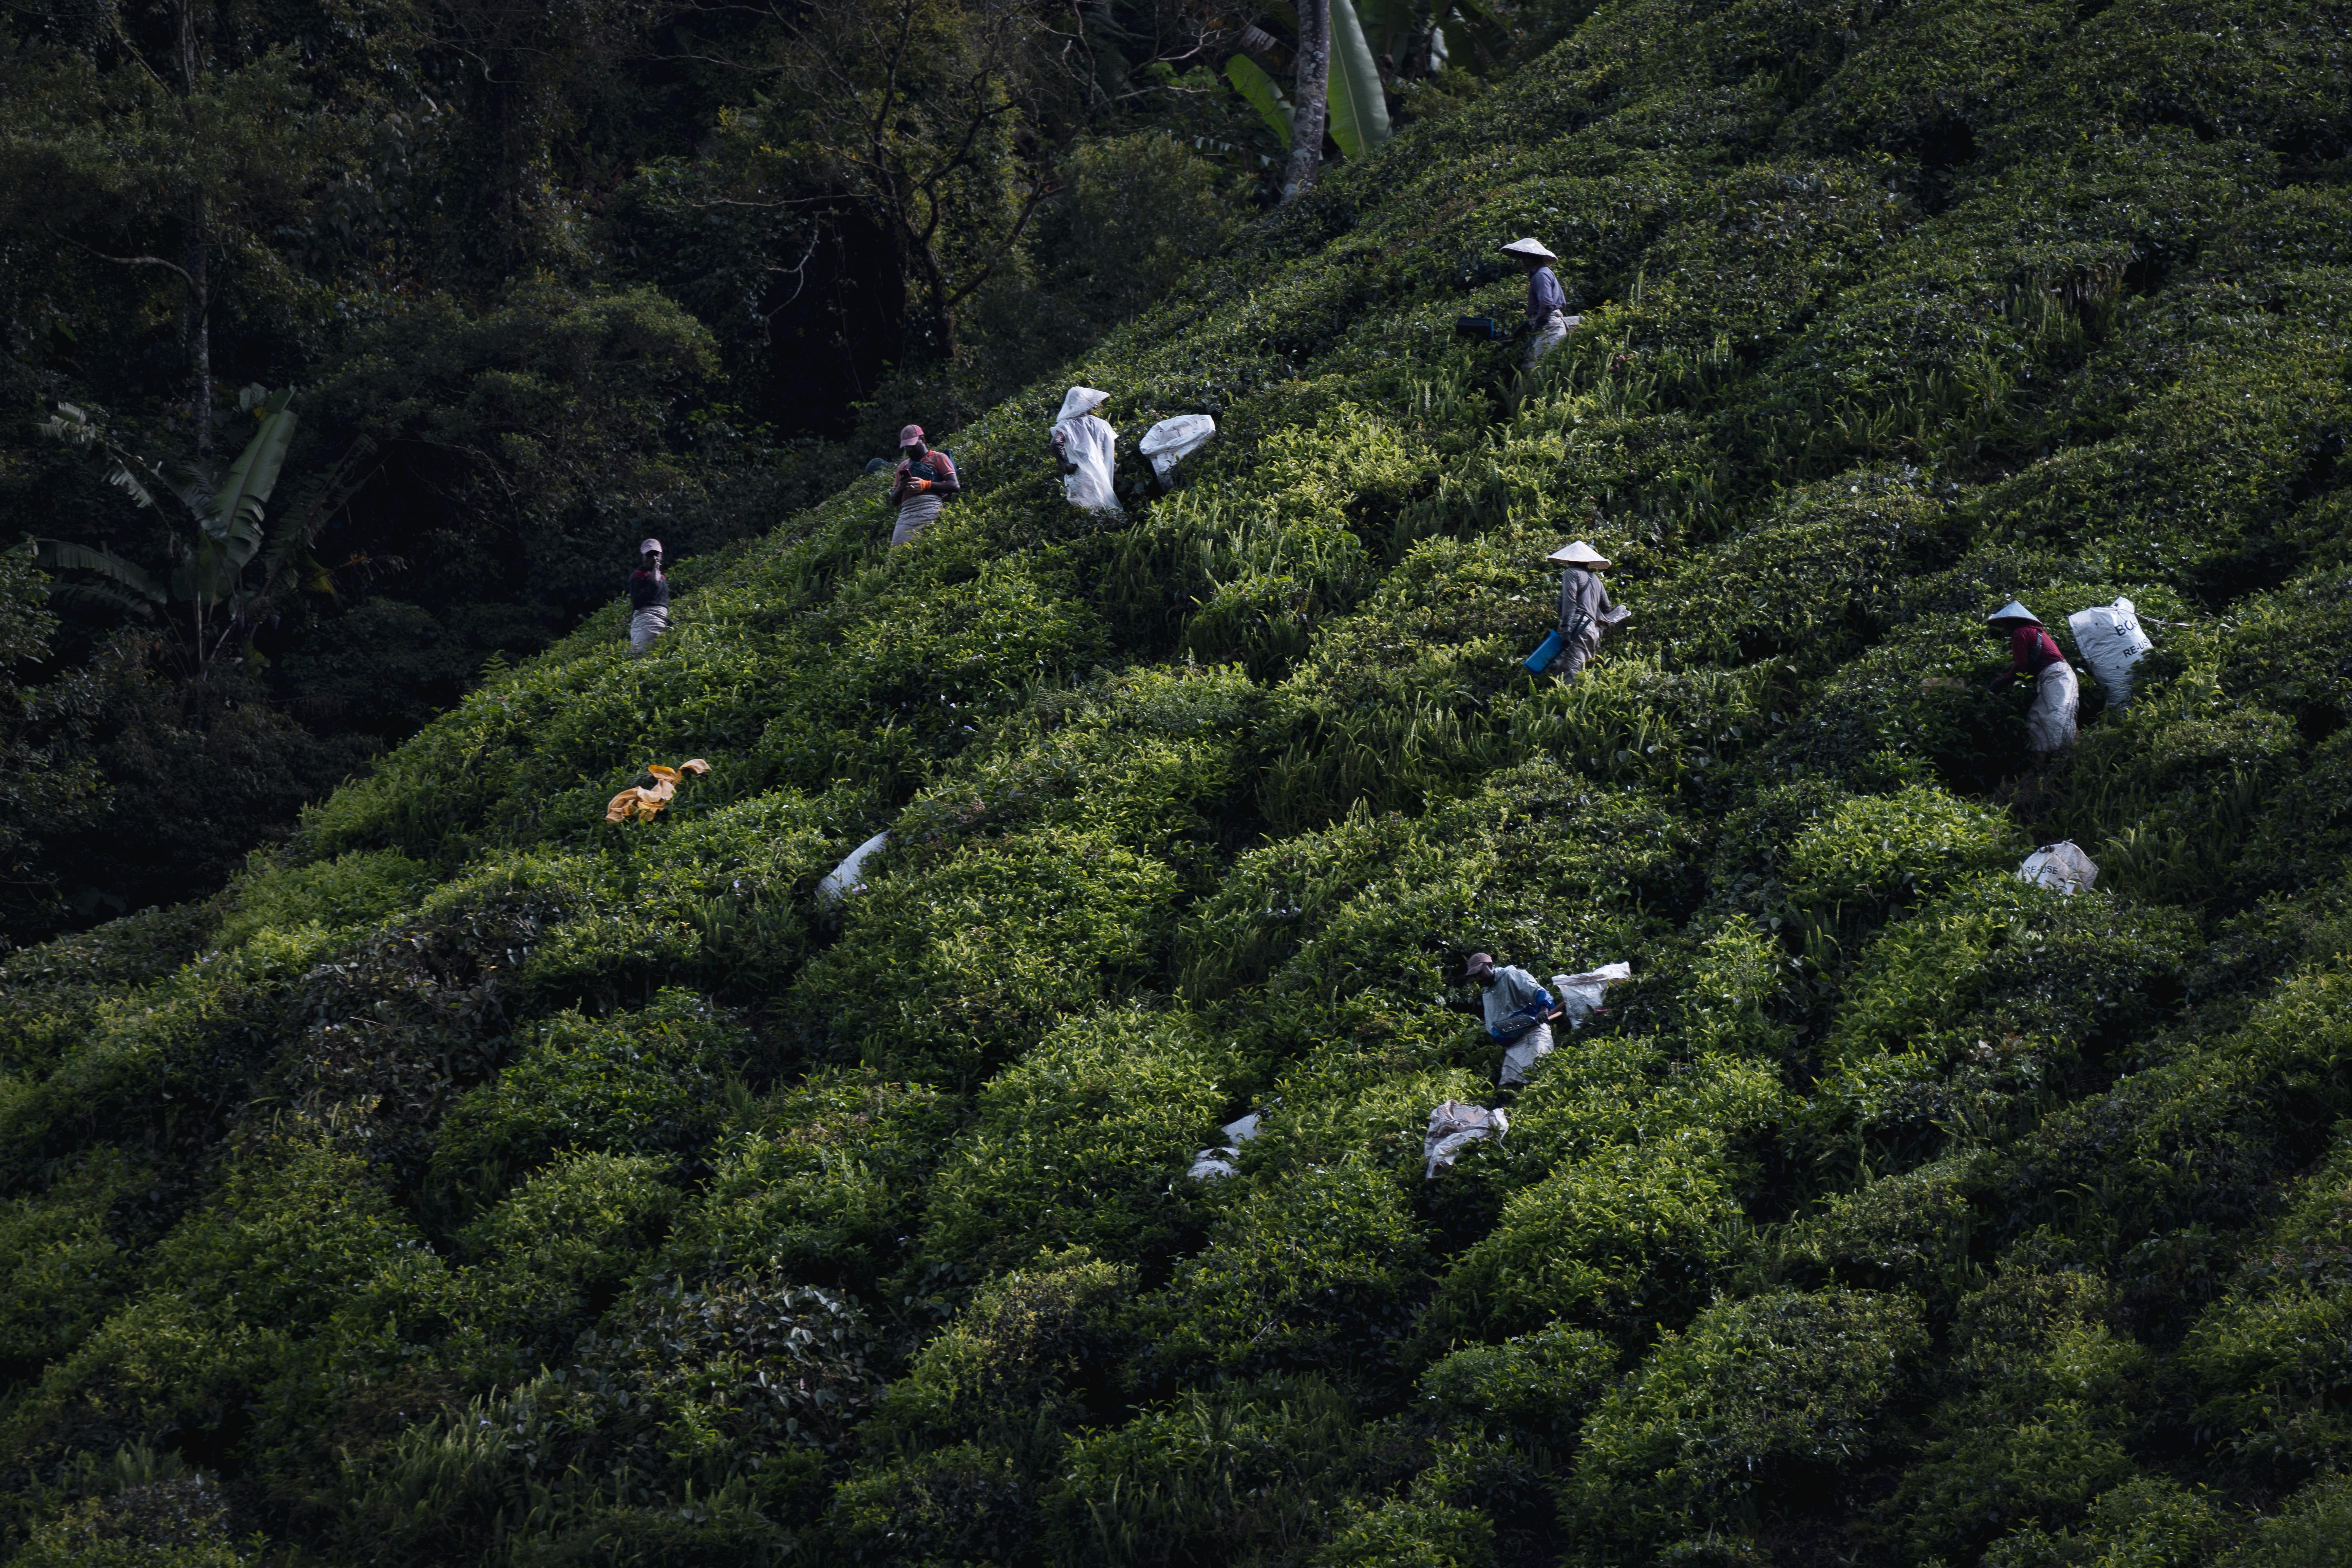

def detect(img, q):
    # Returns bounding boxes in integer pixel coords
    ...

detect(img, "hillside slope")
[5,0,2352,1563]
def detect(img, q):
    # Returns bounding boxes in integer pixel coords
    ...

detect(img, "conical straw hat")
[1987,599,2040,625]
[1546,540,1612,566]
[1498,237,1558,261]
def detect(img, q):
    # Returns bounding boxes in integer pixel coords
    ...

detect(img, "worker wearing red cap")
[889,423,960,546]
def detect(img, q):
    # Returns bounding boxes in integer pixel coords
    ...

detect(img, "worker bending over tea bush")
[1467,950,1556,1087]
[1986,599,2079,754]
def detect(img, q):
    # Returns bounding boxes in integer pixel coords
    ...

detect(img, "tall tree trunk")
[184,198,212,457]
[1282,0,1331,205]
[175,0,213,455]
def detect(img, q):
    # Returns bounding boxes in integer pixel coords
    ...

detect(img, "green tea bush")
[1415,1321,1617,1450]
[827,1442,1040,1568]
[1775,1152,1989,1305]
[917,1010,1232,1274]
[2217,1472,2352,1568]
[1754,615,2025,793]
[2179,1130,2352,1476]
[454,1150,682,1353]
[1818,873,2196,1071]
[210,849,432,950]
[9,1475,251,1568]
[1631,468,1954,672]
[1781,781,2023,915]
[427,989,741,1210]
[868,1247,1135,1448]
[0,1148,139,1374]
[1044,1378,1386,1568]
[1883,1270,2151,1564]
[1421,1130,1746,1343]
[1310,1497,1497,1568]
[1982,1476,2234,1568]
[661,1073,958,1289]
[792,827,1181,1086]
[1567,1288,1928,1558]
[1138,1154,1430,1381]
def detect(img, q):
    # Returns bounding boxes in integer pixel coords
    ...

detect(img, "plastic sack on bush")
[2067,598,2154,707]
[1139,414,1216,482]
[2018,840,2099,895]
[1424,1100,1508,1178]
[605,758,709,822]
[817,831,889,908]
[1550,961,1631,1027]
[1189,1109,1264,1180]
[1050,386,1120,513]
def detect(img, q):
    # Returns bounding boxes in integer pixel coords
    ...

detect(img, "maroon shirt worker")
[889,424,960,547]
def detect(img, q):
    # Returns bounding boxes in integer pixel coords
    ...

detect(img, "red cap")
[899,424,925,446]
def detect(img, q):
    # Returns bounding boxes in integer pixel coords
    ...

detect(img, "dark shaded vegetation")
[4,0,2352,1564]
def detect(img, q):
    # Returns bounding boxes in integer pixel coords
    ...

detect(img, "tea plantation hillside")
[6,0,2352,1563]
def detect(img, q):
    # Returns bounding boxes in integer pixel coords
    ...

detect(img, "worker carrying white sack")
[1550,540,1623,681]
[1499,238,1580,369]
[1986,599,2079,754]
[1049,386,1121,513]
[1466,951,1556,1088]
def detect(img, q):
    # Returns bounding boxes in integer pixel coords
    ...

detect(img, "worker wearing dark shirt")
[1499,236,1578,368]
[628,537,669,655]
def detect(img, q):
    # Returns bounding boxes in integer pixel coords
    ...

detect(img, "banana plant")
[1229,0,1393,166]
[35,389,377,686]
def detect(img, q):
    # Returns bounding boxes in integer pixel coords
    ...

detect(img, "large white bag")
[1139,414,1217,482]
[816,831,889,909]
[2018,840,2099,895]
[1051,387,1121,513]
[1424,1101,1509,1179]
[1550,961,1632,1027]
[2067,598,2154,707]
[1188,1110,1265,1181]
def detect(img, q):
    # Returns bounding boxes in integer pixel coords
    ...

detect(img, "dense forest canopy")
[4,0,2352,1565]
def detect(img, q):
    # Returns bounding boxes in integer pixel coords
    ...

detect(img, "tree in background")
[34,391,378,692]
[1281,0,1330,202]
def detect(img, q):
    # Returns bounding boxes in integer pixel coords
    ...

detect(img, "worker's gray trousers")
[1552,629,1601,681]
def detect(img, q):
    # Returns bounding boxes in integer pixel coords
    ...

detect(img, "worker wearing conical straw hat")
[1986,600,2079,754]
[1548,540,1618,681]
[1499,238,1580,369]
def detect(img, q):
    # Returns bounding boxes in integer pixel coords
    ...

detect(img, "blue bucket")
[1524,629,1563,674]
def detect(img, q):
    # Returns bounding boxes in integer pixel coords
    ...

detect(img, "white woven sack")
[2018,840,2099,895]
[816,831,889,908]
[2067,598,2154,707]
[1550,961,1632,1027]
[1139,414,1217,481]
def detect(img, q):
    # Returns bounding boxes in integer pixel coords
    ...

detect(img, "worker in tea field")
[1986,599,2080,754]
[1049,386,1121,513]
[628,536,669,655]
[1466,951,1558,1088]
[888,424,961,546]
[1500,237,1578,369]
[1551,539,1621,680]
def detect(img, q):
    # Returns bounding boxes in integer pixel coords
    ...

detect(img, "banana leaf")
[210,389,298,557]
[33,539,166,605]
[1225,53,1294,150]
[1327,0,1392,160]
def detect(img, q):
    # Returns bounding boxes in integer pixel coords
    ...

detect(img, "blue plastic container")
[1524,629,1563,674]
